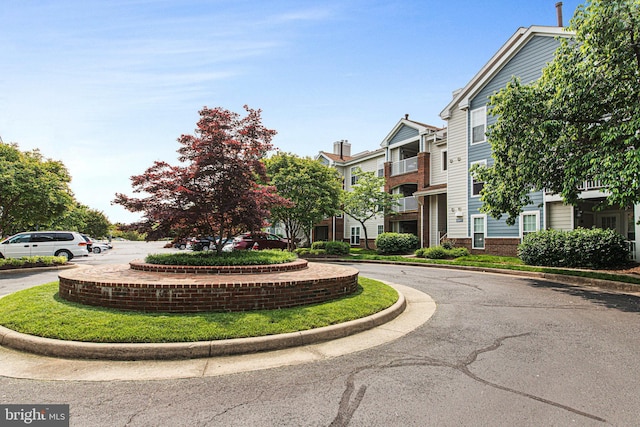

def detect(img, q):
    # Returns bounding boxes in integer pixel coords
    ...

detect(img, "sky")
[1,0,582,224]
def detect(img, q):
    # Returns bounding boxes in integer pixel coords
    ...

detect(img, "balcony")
[391,157,418,176]
[577,180,604,191]
[395,196,418,213]
[546,180,605,196]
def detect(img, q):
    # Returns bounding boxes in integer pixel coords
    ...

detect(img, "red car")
[232,232,290,250]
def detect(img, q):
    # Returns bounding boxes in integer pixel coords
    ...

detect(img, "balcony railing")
[395,196,418,212]
[546,180,605,195]
[578,180,604,191]
[391,157,418,176]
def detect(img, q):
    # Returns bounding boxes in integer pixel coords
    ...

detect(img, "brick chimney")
[333,140,351,159]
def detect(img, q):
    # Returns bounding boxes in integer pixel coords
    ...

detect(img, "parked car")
[187,237,214,251]
[81,234,94,253]
[91,241,111,254]
[0,231,89,260]
[231,232,290,250]
[173,238,188,250]
[186,236,234,251]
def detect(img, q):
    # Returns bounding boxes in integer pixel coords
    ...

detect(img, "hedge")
[375,233,419,254]
[518,228,630,268]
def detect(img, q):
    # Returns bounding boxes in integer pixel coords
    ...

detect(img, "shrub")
[311,241,326,250]
[441,240,454,250]
[376,233,420,254]
[518,227,629,268]
[298,241,349,256]
[415,246,470,259]
[0,256,67,270]
[448,247,470,258]
[325,241,350,255]
[416,246,446,259]
[145,250,296,266]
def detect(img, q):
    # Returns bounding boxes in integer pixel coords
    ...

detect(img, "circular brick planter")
[58,261,359,313]
[129,258,309,274]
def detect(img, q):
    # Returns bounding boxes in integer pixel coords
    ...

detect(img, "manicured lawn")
[345,253,640,285]
[0,277,398,343]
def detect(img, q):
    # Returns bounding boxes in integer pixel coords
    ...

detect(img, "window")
[472,215,486,249]
[377,160,385,178]
[442,150,448,172]
[377,224,384,235]
[7,234,31,244]
[350,167,359,185]
[520,211,540,239]
[350,227,360,245]
[470,160,486,197]
[470,107,486,144]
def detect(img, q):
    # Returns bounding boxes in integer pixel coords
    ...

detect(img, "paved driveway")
[1,250,639,426]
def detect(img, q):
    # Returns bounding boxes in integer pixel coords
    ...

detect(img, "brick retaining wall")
[58,262,359,313]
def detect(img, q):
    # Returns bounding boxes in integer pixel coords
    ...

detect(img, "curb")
[313,258,640,293]
[0,291,406,361]
[0,263,77,275]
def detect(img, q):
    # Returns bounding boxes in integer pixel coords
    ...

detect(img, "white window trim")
[470,106,487,145]
[442,149,448,172]
[470,159,487,198]
[519,211,540,239]
[471,214,486,250]
[377,159,385,178]
[350,226,361,246]
[350,167,358,186]
[377,224,384,235]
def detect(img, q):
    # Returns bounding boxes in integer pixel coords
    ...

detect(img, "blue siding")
[389,125,418,144]
[470,36,561,110]
[466,35,561,238]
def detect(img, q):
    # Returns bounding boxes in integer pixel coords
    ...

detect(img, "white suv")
[0,231,89,260]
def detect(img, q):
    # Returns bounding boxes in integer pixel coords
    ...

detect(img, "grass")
[0,277,398,343]
[145,249,297,266]
[344,252,640,285]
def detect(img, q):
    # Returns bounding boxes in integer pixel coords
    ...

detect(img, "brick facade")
[455,238,520,257]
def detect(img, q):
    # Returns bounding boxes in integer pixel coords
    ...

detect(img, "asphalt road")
[1,243,639,426]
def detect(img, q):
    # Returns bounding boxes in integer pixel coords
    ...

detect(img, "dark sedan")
[232,232,290,250]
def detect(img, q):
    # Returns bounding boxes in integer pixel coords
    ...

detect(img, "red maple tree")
[114,105,288,251]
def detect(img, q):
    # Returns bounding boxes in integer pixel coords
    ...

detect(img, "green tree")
[474,0,640,225]
[46,202,112,238]
[0,143,74,236]
[265,153,342,247]
[341,168,401,250]
[83,209,112,238]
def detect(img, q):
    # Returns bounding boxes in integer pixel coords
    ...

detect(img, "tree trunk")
[361,222,370,250]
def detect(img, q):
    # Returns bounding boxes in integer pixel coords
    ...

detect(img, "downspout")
[332,215,336,242]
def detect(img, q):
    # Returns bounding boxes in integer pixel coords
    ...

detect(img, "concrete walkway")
[0,284,435,382]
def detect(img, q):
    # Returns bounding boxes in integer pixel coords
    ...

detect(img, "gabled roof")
[439,25,572,120]
[318,152,354,163]
[316,148,385,166]
[381,116,442,147]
